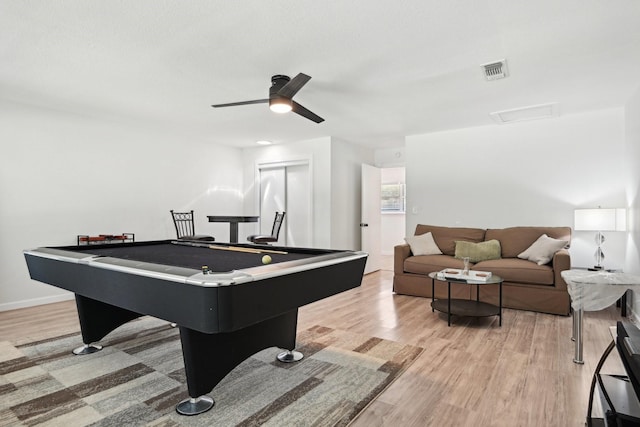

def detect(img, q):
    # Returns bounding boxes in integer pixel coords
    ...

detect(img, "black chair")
[170,210,215,242]
[247,212,285,244]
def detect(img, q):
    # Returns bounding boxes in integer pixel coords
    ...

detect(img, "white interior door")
[361,164,381,274]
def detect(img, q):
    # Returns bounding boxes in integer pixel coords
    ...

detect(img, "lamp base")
[589,266,604,271]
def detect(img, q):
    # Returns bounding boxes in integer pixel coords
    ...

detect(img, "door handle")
[360,223,368,227]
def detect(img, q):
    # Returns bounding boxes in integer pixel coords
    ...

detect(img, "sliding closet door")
[285,164,310,247]
[259,168,286,244]
[258,162,311,247]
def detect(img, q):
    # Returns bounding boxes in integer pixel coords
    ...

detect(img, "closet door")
[258,162,311,247]
[285,164,310,247]
[259,167,286,244]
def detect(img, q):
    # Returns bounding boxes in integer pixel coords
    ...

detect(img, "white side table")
[561,270,640,364]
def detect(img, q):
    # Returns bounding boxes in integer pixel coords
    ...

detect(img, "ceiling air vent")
[489,103,559,124]
[481,59,508,81]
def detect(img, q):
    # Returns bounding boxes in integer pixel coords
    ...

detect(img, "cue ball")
[262,255,272,264]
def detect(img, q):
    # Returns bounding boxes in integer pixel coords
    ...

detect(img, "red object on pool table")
[77,233,134,245]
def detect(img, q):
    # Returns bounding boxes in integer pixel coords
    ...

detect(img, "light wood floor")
[0,267,624,426]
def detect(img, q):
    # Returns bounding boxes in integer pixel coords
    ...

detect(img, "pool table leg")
[177,309,299,415]
[277,349,304,362]
[73,295,142,355]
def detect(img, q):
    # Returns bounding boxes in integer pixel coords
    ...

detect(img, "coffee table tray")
[437,269,493,282]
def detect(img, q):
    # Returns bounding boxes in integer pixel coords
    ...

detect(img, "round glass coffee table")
[428,272,503,326]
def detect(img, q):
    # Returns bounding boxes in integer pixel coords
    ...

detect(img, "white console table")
[562,270,640,364]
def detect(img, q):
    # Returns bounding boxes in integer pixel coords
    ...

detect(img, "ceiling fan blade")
[292,101,324,123]
[277,73,311,99]
[211,99,269,108]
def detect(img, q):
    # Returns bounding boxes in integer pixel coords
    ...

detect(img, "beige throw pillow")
[454,239,501,263]
[405,232,442,256]
[518,234,568,265]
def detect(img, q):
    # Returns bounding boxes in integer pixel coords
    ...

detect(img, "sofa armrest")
[553,249,571,291]
[394,244,412,274]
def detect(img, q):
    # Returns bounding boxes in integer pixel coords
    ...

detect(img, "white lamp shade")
[574,208,627,232]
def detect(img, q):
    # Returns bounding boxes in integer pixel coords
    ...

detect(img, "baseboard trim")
[0,293,74,312]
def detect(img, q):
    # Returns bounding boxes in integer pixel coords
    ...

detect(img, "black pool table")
[24,240,367,415]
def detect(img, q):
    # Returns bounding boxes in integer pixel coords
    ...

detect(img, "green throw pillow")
[454,239,501,263]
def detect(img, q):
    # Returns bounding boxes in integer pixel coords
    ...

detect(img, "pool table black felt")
[66,241,319,272]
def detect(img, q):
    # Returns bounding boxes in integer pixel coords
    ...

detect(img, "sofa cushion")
[404,232,442,256]
[518,234,568,265]
[404,254,468,275]
[484,226,571,258]
[474,258,555,285]
[454,239,501,263]
[414,225,485,256]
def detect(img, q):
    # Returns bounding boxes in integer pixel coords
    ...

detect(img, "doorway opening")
[361,165,405,273]
[380,167,406,270]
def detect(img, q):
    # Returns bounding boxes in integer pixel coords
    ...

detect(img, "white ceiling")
[2,1,640,149]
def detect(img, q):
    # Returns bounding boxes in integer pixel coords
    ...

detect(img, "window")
[381,183,405,213]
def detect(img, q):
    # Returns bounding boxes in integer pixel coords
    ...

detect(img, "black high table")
[207,215,259,243]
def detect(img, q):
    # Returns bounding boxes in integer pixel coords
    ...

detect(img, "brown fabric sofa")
[393,225,572,315]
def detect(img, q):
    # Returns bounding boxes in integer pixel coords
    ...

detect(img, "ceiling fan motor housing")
[270,75,291,88]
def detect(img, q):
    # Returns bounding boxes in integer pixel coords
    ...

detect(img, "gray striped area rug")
[1,317,423,426]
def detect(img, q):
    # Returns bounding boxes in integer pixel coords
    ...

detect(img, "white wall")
[374,147,406,168]
[0,101,243,311]
[405,108,628,269]
[625,86,640,275]
[625,86,640,320]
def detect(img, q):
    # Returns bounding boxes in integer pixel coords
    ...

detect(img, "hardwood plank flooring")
[0,268,625,426]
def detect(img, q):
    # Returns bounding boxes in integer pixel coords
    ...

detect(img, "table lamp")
[574,208,627,270]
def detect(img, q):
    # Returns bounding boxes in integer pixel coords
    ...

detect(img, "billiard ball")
[262,255,272,264]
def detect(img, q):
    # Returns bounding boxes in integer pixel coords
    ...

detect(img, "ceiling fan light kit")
[269,99,293,113]
[212,73,324,123]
